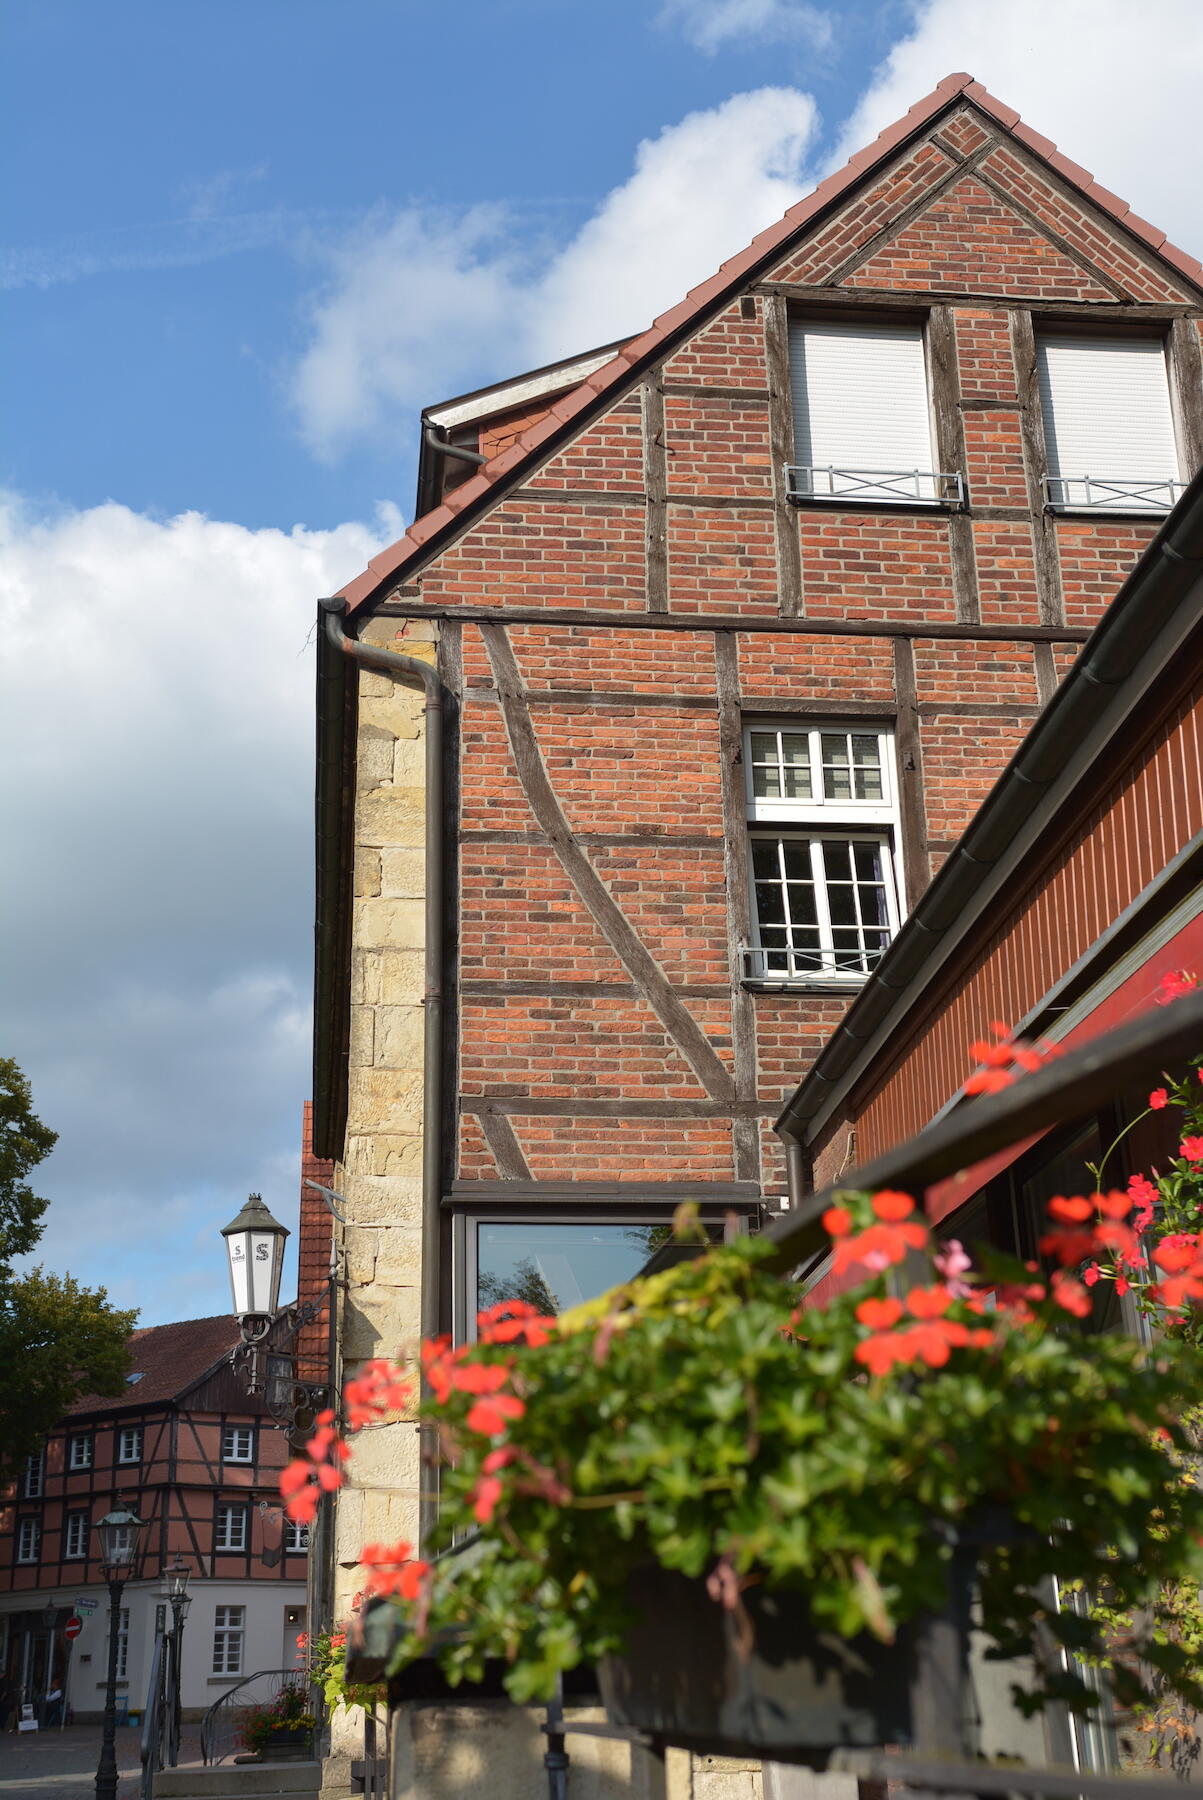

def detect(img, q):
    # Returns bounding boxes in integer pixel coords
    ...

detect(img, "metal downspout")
[423,425,486,466]
[320,597,445,1550]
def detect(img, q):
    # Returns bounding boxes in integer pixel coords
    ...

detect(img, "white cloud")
[0,494,397,1319]
[660,0,833,56]
[289,89,821,454]
[832,0,1203,259]
[530,88,820,358]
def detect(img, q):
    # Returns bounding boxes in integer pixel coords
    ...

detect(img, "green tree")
[0,1059,136,1482]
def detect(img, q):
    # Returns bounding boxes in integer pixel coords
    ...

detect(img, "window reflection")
[476,1222,691,1318]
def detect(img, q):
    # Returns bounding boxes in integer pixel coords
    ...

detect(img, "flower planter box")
[598,1564,962,1762]
[258,1725,313,1760]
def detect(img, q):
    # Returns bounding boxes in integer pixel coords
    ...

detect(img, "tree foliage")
[0,1059,135,1482]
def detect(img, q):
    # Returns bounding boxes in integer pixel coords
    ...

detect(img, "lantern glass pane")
[249,1231,278,1312]
[227,1232,251,1314]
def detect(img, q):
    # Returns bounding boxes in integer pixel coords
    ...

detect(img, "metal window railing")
[787,465,964,504]
[741,944,877,983]
[1043,473,1184,512]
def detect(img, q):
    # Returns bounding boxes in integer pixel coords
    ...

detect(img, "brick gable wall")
[340,96,1203,1218]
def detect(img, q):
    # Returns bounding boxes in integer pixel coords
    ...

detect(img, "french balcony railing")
[741,944,878,984]
[787,464,964,505]
[1043,473,1185,512]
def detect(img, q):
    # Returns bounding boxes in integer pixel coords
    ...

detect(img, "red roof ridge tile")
[337,71,1201,615]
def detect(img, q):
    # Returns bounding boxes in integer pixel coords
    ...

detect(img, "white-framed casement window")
[68,1433,92,1471]
[1037,334,1183,512]
[787,317,961,505]
[743,722,902,984]
[221,1424,254,1465]
[285,1518,310,1554]
[117,1426,142,1465]
[23,1450,44,1498]
[17,1517,40,1564]
[214,1503,248,1553]
[65,1512,89,1560]
[212,1605,245,1677]
[115,1607,130,1681]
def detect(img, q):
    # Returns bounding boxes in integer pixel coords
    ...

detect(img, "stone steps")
[153,1759,323,1799]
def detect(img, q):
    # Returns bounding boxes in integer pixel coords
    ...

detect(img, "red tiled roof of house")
[335,71,1203,618]
[68,1313,240,1416]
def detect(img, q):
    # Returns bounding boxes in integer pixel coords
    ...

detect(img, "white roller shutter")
[788,320,939,502]
[1037,335,1181,511]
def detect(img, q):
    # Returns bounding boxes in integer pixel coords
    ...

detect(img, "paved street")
[0,1723,205,1798]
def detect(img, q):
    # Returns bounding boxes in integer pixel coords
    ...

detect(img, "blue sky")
[4,0,1202,1327]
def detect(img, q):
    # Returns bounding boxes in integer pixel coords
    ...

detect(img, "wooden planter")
[598,1564,966,1763]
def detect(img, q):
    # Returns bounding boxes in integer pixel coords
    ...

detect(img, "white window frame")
[68,1434,92,1471]
[787,316,962,507]
[65,1512,89,1560]
[1037,332,1183,514]
[285,1518,310,1554]
[221,1424,254,1465]
[23,1450,44,1498]
[117,1426,142,1465]
[743,721,903,987]
[115,1607,129,1681]
[212,1605,245,1676]
[17,1517,40,1564]
[214,1503,248,1553]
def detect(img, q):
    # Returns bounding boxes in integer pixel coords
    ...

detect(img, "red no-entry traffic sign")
[64,1616,82,1641]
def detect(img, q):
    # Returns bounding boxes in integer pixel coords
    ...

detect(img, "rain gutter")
[317,596,446,1548]
[774,469,1203,1203]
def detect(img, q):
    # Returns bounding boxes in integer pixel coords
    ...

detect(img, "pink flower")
[1083,1263,1101,1287]
[1149,1088,1169,1110]
[933,1239,974,1298]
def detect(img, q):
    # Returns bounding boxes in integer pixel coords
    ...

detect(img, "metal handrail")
[199,1667,310,1766]
[1043,473,1184,511]
[788,464,964,504]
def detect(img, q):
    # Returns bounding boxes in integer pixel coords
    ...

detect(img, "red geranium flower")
[1149,1088,1169,1110]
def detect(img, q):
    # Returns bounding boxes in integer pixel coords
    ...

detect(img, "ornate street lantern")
[94,1506,144,1577]
[220,1192,289,1339]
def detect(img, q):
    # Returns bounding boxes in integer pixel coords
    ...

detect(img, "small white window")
[68,1434,92,1471]
[116,1607,130,1681]
[215,1503,248,1553]
[285,1518,310,1554]
[1037,335,1182,512]
[212,1605,245,1676]
[743,723,902,985]
[17,1518,40,1563]
[23,1451,44,1498]
[788,318,959,505]
[221,1425,254,1464]
[65,1513,89,1559]
[117,1426,142,1465]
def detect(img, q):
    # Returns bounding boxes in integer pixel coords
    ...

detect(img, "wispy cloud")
[0,206,336,292]
[660,0,834,55]
[181,164,270,222]
[289,87,821,456]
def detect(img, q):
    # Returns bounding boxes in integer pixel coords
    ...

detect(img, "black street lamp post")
[94,1506,144,1800]
[163,1556,191,1767]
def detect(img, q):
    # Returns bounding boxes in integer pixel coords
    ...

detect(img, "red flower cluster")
[827,1191,929,1274]
[1151,1233,1203,1310]
[421,1334,529,1435]
[360,1538,431,1602]
[344,1359,413,1430]
[1156,968,1199,1006]
[963,1022,1052,1096]
[281,1409,350,1523]
[476,1299,556,1348]
[852,1283,994,1374]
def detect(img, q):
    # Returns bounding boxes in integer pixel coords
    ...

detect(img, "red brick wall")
[367,97,1199,1199]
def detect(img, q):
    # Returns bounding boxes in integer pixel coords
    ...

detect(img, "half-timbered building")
[304,69,1203,1793]
[0,1315,308,1721]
